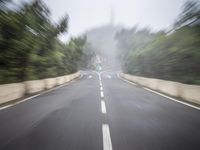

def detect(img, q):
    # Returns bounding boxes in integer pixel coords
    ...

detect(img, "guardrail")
[121,73,200,105]
[0,72,80,105]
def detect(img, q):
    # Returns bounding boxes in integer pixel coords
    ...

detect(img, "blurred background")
[0,0,200,85]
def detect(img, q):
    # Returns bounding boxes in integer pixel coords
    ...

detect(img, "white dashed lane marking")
[107,75,112,79]
[88,75,93,79]
[102,124,113,150]
[101,100,107,114]
[100,91,104,98]
[100,86,103,91]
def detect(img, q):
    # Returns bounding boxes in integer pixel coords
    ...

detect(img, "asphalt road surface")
[0,71,200,150]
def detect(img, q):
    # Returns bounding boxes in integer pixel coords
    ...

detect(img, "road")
[0,71,200,150]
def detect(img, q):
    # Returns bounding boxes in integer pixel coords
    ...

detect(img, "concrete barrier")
[24,80,46,94]
[56,76,65,85]
[75,72,80,78]
[69,75,73,81]
[0,83,25,104]
[44,78,57,89]
[64,75,70,82]
[0,72,80,105]
[121,73,200,105]
[68,72,79,82]
[179,84,200,104]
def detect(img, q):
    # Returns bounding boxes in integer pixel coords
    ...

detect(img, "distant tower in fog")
[110,7,115,26]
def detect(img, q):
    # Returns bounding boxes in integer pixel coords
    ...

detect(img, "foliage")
[0,0,85,84]
[116,1,200,84]
[174,1,200,29]
[78,41,97,69]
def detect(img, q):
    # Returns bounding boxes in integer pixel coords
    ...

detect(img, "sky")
[16,0,187,42]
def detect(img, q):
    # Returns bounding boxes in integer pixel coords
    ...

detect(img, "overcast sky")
[41,0,186,41]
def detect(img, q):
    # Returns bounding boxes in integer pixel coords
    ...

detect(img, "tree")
[115,1,200,84]
[174,1,200,29]
[0,0,85,84]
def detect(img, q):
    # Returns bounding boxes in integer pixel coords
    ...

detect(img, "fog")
[44,0,185,40]
[43,0,187,71]
[12,0,188,70]
[1,1,200,149]
[1,0,200,84]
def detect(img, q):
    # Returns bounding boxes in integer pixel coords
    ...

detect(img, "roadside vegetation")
[116,1,200,84]
[0,0,86,84]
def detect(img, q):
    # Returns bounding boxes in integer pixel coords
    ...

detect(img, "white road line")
[0,76,82,111]
[0,105,13,111]
[144,87,200,110]
[98,72,103,85]
[102,124,113,150]
[101,100,107,114]
[126,80,137,85]
[117,74,137,86]
[118,73,200,110]
[0,93,42,111]
[107,75,112,79]
[98,74,102,81]
[88,75,92,79]
[15,93,41,104]
[100,86,103,91]
[101,91,104,98]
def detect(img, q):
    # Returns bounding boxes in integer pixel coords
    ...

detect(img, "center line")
[88,75,92,79]
[98,74,101,81]
[102,124,113,150]
[101,100,107,114]
[100,91,104,98]
[100,86,103,91]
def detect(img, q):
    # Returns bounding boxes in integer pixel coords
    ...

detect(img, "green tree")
[0,0,85,84]
[116,1,200,84]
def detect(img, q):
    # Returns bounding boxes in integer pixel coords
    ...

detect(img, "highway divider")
[0,72,80,105]
[120,73,200,105]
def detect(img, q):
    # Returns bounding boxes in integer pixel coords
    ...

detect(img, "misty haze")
[0,0,200,150]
